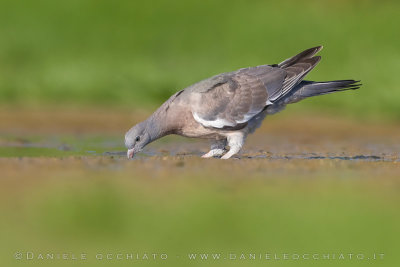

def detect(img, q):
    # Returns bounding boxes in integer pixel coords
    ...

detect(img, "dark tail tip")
[304,79,362,98]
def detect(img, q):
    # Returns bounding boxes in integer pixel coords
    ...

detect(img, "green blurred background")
[0,0,399,119]
[1,0,400,266]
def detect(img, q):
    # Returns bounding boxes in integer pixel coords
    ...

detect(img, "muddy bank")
[0,108,399,163]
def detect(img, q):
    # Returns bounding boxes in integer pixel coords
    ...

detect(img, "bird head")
[125,121,151,159]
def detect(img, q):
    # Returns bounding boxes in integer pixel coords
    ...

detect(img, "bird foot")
[201,149,225,158]
[221,133,244,159]
[221,151,236,159]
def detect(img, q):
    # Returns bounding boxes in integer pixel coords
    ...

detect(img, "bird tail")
[278,46,323,68]
[269,46,323,103]
[283,80,361,104]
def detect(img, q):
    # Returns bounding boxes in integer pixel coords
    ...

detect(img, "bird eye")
[135,136,140,142]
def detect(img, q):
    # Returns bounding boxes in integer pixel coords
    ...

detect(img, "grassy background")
[0,0,400,119]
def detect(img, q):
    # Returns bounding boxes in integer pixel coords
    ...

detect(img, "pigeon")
[125,46,360,159]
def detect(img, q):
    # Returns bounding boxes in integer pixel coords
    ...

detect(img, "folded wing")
[191,46,322,129]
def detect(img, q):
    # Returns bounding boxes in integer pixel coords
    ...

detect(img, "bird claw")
[202,149,225,158]
[221,153,234,159]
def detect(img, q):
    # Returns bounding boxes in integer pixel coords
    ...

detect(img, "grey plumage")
[125,46,360,159]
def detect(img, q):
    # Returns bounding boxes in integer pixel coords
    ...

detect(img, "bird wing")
[190,63,315,129]
[190,46,323,130]
[190,66,282,129]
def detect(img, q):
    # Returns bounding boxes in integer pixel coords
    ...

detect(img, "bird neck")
[145,111,170,143]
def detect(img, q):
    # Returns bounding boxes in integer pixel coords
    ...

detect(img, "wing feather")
[190,48,322,129]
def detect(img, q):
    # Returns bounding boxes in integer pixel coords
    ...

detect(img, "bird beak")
[127,148,135,159]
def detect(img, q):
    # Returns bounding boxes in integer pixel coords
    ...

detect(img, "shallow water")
[1,110,399,171]
[0,133,399,163]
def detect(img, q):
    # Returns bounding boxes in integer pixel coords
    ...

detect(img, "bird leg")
[221,132,245,159]
[202,139,227,158]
